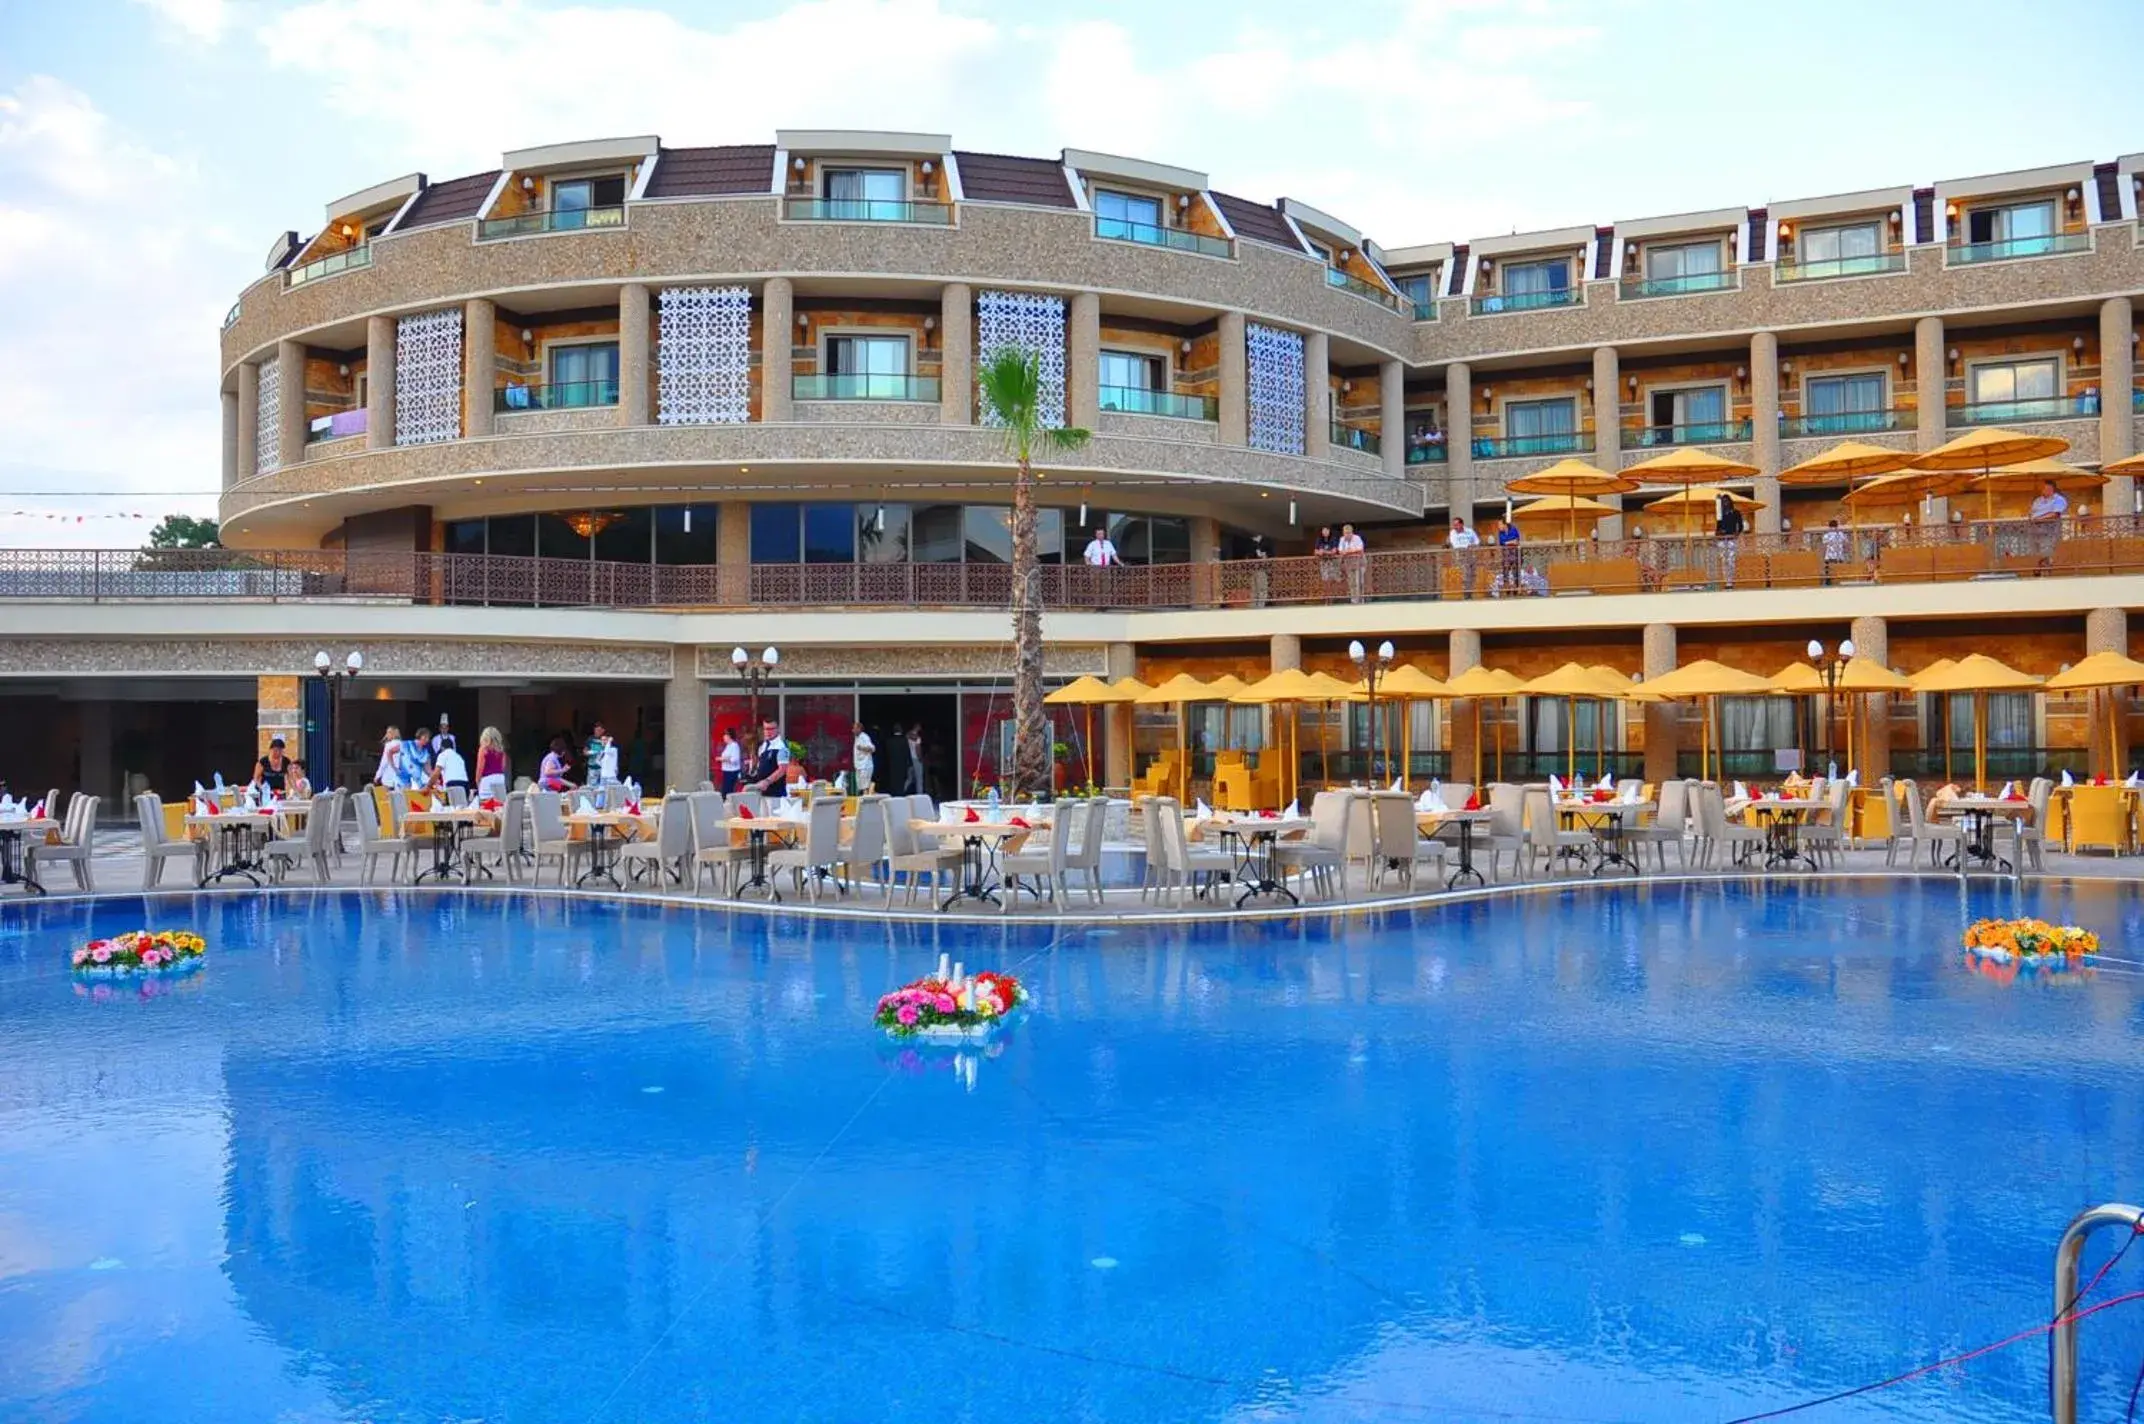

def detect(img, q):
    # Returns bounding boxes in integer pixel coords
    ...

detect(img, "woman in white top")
[852,723,876,792]
[718,728,744,794]
[374,726,404,787]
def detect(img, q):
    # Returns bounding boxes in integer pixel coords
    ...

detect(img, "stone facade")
[0,638,672,679]
[693,643,1107,680]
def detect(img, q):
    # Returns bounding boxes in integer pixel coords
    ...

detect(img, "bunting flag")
[0,512,150,521]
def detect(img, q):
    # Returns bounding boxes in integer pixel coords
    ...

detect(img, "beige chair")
[136,792,206,889]
[1626,779,1692,872]
[29,794,99,891]
[352,790,414,884]
[527,792,591,885]
[263,799,333,883]
[621,801,693,888]
[461,793,524,883]
[1797,778,1852,867]
[883,801,962,905]
[768,799,845,900]
[1001,799,1079,911]
[1887,779,1964,869]
[2012,777,2053,871]
[1692,783,1766,867]
[1482,784,1527,880]
[832,794,889,896]
[1369,791,1442,891]
[1063,798,1109,906]
[1521,787,1590,877]
[1153,796,1232,906]
[687,791,750,894]
[1275,791,1347,898]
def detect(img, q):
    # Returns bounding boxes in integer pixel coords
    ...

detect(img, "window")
[1970,357,2059,414]
[750,503,801,564]
[1966,200,2055,251]
[444,520,485,556]
[823,168,905,219]
[551,175,626,228]
[547,341,619,405]
[1506,397,1577,449]
[655,505,719,565]
[910,504,964,564]
[1094,189,1164,242]
[1946,693,2034,750]
[964,506,1011,565]
[1719,697,1795,754]
[486,515,535,558]
[1799,222,1882,268]
[1098,351,1164,413]
[858,504,909,564]
[1647,385,1728,442]
[802,504,856,564]
[593,507,651,563]
[1643,241,1722,281]
[1397,273,1437,314]
[824,334,912,398]
[1803,373,1888,433]
[1502,258,1570,298]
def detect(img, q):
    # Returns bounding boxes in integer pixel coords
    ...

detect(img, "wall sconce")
[1889,210,1903,228]
[1287,499,1298,525]
[1177,194,1191,210]
[1945,201,1959,218]
[1948,347,1960,363]
[1898,352,1911,368]
[1780,360,1791,375]
[2066,187,2082,206]
[520,175,535,191]
[874,505,886,532]
[1735,365,1747,381]
[1077,501,1088,525]
[1778,222,1793,239]
[1583,379,1593,392]
[1480,386,1493,405]
[338,363,350,376]
[797,313,810,330]
[921,160,934,176]
[1339,250,1353,264]
[923,316,936,331]
[1626,375,1638,393]
[2073,335,2087,353]
[793,156,806,172]
[340,223,355,238]
[1340,380,1352,395]
[1180,339,1193,355]
[1479,257,1494,273]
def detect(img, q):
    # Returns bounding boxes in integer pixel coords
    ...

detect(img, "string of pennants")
[0,512,152,521]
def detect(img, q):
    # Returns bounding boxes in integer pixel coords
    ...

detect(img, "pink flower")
[71,948,88,966]
[896,1004,919,1026]
[934,994,956,1013]
[90,945,111,963]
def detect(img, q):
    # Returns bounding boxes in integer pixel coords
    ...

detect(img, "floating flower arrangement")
[876,954,1029,1042]
[71,930,206,978]
[1962,918,2098,972]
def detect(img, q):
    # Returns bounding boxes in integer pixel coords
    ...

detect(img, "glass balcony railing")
[285,244,371,287]
[1093,215,1231,258]
[1780,409,1907,438]
[1946,231,2091,266]
[1472,431,1592,459]
[1099,385,1217,420]
[1470,287,1580,315]
[1774,251,1908,283]
[495,379,620,413]
[1630,419,1753,447]
[478,206,626,240]
[1618,270,1737,300]
[2135,388,2143,414]
[1405,442,1449,465]
[1326,267,1402,310]
[792,373,940,402]
[782,197,953,225]
[1330,422,1381,455]
[1955,394,2098,425]
[222,300,241,331]
[1410,299,1437,321]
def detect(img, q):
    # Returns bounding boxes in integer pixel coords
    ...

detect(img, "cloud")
[129,0,229,41]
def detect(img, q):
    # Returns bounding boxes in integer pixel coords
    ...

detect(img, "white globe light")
[1806,639,1823,660]
[1377,640,1396,662]
[346,650,364,672]
[313,650,331,671]
[731,646,748,668]
[761,646,781,668]
[1841,639,1856,659]
[1347,639,1366,661]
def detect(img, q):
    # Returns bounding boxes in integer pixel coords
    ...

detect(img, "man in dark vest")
[744,717,789,794]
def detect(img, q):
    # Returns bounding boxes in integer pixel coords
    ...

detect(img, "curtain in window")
[1678,386,1726,426]
[1505,262,1562,296]
[1508,400,1575,439]
[1948,693,2033,748]
[1808,374,1882,417]
[1719,696,1794,750]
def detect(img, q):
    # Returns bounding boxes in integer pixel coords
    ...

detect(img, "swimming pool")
[3,880,2142,1422]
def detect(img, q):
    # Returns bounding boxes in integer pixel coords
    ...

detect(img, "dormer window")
[1094,189,1164,242]
[552,175,627,227]
[824,168,906,219]
[1965,199,2054,250]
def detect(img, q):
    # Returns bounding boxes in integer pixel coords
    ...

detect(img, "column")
[2100,298,2135,518]
[1068,290,1100,429]
[1592,346,1622,539]
[235,361,259,480]
[664,655,711,792]
[1302,330,1330,458]
[464,297,496,438]
[717,500,752,605]
[1380,358,1405,481]
[1642,623,1679,785]
[1269,633,1302,672]
[1448,629,1481,784]
[1104,641,1137,789]
[1217,311,1247,446]
[1189,516,1220,607]
[618,282,650,428]
[939,281,972,425]
[1750,330,1782,534]
[221,389,239,487]
[1848,615,1891,780]
[2087,608,2130,779]
[1914,316,1945,453]
[1446,361,1474,515]
[365,315,395,450]
[256,675,302,758]
[275,339,305,470]
[1270,634,1302,808]
[761,277,794,422]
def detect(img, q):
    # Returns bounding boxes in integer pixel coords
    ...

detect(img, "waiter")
[744,718,790,794]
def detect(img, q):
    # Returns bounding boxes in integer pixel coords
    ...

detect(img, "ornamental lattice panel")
[254,356,280,472]
[976,290,1065,428]
[1246,322,1305,455]
[657,285,753,425]
[395,308,463,446]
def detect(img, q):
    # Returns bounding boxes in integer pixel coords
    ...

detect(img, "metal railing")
[1471,287,1580,315]
[1781,409,1907,438]
[1326,267,1402,310]
[222,300,242,330]
[285,244,371,287]
[1330,422,1381,455]
[1099,385,1217,421]
[495,379,620,412]
[1946,231,2092,266]
[782,197,953,225]
[2051,1202,2144,1424]
[1093,215,1231,258]
[1473,431,1592,459]
[791,373,940,402]
[477,206,626,240]
[1405,442,1450,465]
[1618,270,1737,300]
[1773,250,1908,283]
[1630,419,1753,448]
[1955,394,2098,424]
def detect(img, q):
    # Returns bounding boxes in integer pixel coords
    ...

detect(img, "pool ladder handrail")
[2051,1201,2144,1423]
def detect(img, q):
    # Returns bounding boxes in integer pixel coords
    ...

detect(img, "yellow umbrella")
[1960,457,2106,521]
[1445,665,1528,785]
[1506,457,1633,497]
[1917,426,2075,523]
[1620,446,1761,486]
[1643,485,1766,540]
[2102,451,2144,479]
[1046,674,1132,789]
[1639,659,1781,782]
[1841,469,1973,518]
[1522,662,1648,784]
[1134,673,1214,803]
[1511,494,1619,543]
[1233,669,1327,810]
[1779,440,1920,487]
[2045,651,2144,778]
[1911,654,2045,791]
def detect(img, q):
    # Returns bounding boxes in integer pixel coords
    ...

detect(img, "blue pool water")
[3,881,2144,1423]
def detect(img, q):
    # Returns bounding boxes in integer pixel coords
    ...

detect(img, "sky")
[2,0,2141,547]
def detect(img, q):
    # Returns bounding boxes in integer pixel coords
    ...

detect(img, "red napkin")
[736,803,754,820]
[1009,816,1031,829]
[2004,792,2026,802]
[1463,793,1482,811]
[1261,809,1277,819]
[963,807,981,823]
[625,801,642,816]
[479,798,502,812]
[2095,775,2111,786]
[1590,789,1612,803]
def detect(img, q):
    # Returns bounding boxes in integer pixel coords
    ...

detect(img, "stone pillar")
[939,281,972,425]
[256,675,302,758]
[463,297,495,438]
[1642,623,1679,785]
[664,655,711,791]
[1848,615,1891,780]
[1302,330,1330,458]
[1068,290,1100,429]
[1592,345,1623,538]
[1269,633,1302,672]
[1188,515,1221,606]
[1750,330,1782,534]
[221,389,239,487]
[618,282,650,428]
[761,277,794,422]
[1448,629,1482,784]
[1914,316,1945,453]
[1217,310,1247,446]
[2087,607,2130,778]
[1446,360,1474,515]
[236,361,259,480]
[365,315,395,450]
[1104,641,1137,789]
[1269,634,1302,808]
[717,500,752,605]
[275,339,305,470]
[2100,298,2135,518]
[1380,358,1405,480]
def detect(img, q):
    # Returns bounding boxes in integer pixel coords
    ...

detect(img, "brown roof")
[645,145,775,199]
[1210,192,1302,253]
[953,151,1075,208]
[397,171,500,231]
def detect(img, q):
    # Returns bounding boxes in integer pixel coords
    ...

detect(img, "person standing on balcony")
[1821,519,1849,586]
[1448,516,1481,598]
[1082,526,1120,609]
[1314,526,1340,602]
[2029,478,2069,572]
[1337,523,1367,603]
[1714,492,1746,588]
[717,728,743,795]
[1249,534,1270,608]
[1494,516,1522,596]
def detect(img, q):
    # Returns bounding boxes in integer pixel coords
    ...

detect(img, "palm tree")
[976,347,1090,797]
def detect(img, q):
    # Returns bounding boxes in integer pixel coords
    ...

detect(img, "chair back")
[1655,779,1689,833]
[70,795,99,846]
[734,790,765,816]
[529,791,567,843]
[495,790,523,854]
[1371,792,1418,862]
[43,788,61,822]
[2028,777,2053,829]
[1341,793,1376,859]
[1825,777,1851,825]
[354,788,384,841]
[687,791,725,852]
[1041,801,1077,872]
[1616,779,1641,800]
[1688,784,1722,838]
[1067,798,1108,871]
[848,795,888,868]
[136,793,165,845]
[1137,796,1170,868]
[1440,782,1474,811]
[1521,787,1554,840]
[803,797,844,861]
[1898,779,1928,833]
[881,798,916,857]
[1154,797,1190,874]
[1486,783,1524,838]
[304,798,334,855]
[907,793,935,824]
[445,784,471,808]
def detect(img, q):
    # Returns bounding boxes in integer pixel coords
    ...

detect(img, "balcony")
[1629,419,1753,448]
[496,379,620,413]
[285,244,371,287]
[1405,442,1449,466]
[477,206,626,240]
[1099,385,1216,421]
[1955,394,2098,425]
[1617,270,1738,301]
[1093,215,1231,259]
[1470,288,1580,316]
[222,300,241,331]
[781,197,952,226]
[1780,409,1908,438]
[1326,267,1402,311]
[1331,422,1381,455]
[1774,251,1908,284]
[1409,299,1437,321]
[1945,231,2092,267]
[305,410,368,443]
[1472,431,1592,460]
[792,373,940,402]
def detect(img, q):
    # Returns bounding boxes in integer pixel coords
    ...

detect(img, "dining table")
[1745,797,1827,871]
[914,819,1033,911]
[1201,812,1310,907]
[1419,807,1496,888]
[402,806,496,884]
[0,816,55,894]
[1555,798,1651,877]
[564,809,657,889]
[185,809,282,887]
[1936,795,2034,873]
[711,814,808,901]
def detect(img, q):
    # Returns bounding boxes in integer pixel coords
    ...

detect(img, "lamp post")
[311,649,364,788]
[731,645,780,728]
[1348,638,1396,783]
[1807,637,1856,772]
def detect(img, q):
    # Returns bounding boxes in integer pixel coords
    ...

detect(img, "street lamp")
[1807,637,1856,773]
[1349,638,1397,783]
[731,645,780,727]
[311,649,363,789]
